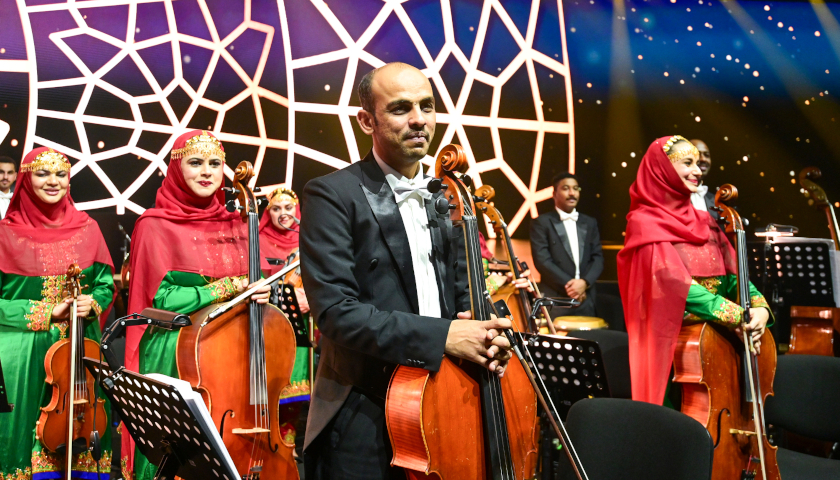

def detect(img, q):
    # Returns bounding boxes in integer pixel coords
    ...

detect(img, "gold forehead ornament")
[268,187,298,205]
[662,135,700,163]
[170,131,226,161]
[20,149,71,173]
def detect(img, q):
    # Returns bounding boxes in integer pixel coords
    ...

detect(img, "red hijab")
[0,147,114,321]
[617,136,736,404]
[258,188,300,275]
[125,131,249,371]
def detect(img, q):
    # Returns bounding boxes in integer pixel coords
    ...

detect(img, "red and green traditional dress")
[0,147,115,480]
[123,131,250,480]
[258,187,310,445]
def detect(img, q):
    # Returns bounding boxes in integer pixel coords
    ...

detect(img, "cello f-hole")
[714,408,730,448]
[220,409,234,436]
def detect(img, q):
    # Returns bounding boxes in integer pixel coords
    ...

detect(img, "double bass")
[673,185,780,480]
[37,263,107,474]
[176,161,299,479]
[473,185,556,334]
[386,145,589,480]
[790,167,840,356]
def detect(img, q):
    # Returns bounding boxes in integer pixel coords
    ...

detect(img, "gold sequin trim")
[170,131,225,161]
[121,456,136,480]
[279,380,311,400]
[693,276,722,295]
[751,295,769,310]
[20,149,70,173]
[713,300,743,326]
[25,301,53,331]
[40,275,65,304]
[30,448,111,475]
[90,298,102,318]
[663,135,699,163]
[268,187,298,205]
[0,467,31,480]
[206,276,240,304]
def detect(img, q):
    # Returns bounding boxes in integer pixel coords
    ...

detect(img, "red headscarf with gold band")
[123,130,250,470]
[0,147,114,320]
[617,136,736,404]
[258,187,300,276]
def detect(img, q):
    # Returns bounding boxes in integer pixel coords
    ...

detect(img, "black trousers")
[304,389,406,480]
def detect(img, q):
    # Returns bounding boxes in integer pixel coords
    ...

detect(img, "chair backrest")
[567,329,631,399]
[764,354,840,442]
[559,398,713,480]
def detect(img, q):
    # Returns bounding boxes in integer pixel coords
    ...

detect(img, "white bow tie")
[696,184,709,196]
[0,191,12,200]
[559,210,579,222]
[391,176,433,203]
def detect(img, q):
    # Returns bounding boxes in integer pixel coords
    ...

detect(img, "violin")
[474,185,556,334]
[791,168,840,356]
[37,263,107,472]
[673,185,780,480]
[176,161,299,479]
[283,248,303,289]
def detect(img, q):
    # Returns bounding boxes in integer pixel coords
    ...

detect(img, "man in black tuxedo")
[300,62,512,480]
[530,173,603,317]
[689,138,719,219]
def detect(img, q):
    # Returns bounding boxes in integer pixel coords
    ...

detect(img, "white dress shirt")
[691,184,709,212]
[0,190,12,219]
[556,207,580,279]
[374,151,441,318]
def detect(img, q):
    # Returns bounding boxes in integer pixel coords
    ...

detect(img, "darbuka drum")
[553,316,608,332]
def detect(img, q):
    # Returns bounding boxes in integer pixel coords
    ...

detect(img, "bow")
[559,209,579,222]
[391,176,434,203]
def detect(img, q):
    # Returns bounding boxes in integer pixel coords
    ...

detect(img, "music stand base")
[154,450,181,480]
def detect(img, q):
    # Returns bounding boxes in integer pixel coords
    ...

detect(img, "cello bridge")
[231,428,270,435]
[729,428,757,437]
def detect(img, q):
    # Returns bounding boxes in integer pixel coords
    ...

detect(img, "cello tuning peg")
[253,187,262,193]
[448,204,456,211]
[221,187,235,193]
[427,178,443,194]
[743,218,750,227]
[461,175,473,187]
[225,200,237,212]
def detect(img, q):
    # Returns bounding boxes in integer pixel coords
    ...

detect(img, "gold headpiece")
[268,187,298,205]
[20,149,71,173]
[170,131,226,161]
[662,135,700,163]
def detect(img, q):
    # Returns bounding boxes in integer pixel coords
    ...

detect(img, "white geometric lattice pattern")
[11,0,573,235]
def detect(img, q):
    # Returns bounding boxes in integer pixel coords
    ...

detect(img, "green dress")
[0,263,114,480]
[663,274,772,408]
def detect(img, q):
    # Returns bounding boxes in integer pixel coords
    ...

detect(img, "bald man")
[689,139,719,219]
[300,62,512,480]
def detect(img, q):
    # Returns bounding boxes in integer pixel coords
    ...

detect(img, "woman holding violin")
[617,135,771,405]
[123,130,270,480]
[258,186,310,444]
[0,147,115,478]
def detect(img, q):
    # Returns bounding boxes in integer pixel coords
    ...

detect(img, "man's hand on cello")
[444,312,513,378]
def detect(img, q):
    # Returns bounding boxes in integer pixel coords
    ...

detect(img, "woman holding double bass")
[123,130,271,480]
[0,147,115,478]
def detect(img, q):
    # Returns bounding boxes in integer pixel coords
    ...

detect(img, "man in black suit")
[300,62,512,480]
[530,173,603,317]
[689,138,718,219]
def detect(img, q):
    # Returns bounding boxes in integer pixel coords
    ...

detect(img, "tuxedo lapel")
[550,214,575,261]
[577,220,588,263]
[359,157,419,314]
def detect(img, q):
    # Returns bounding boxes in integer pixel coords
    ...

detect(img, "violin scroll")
[62,263,83,300]
[799,167,830,209]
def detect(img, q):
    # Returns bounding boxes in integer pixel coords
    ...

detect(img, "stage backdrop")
[0,0,574,238]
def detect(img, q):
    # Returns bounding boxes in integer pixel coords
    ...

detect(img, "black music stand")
[0,358,12,413]
[274,283,311,347]
[83,359,238,480]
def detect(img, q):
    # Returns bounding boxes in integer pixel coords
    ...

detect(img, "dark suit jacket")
[300,153,469,449]
[529,210,604,313]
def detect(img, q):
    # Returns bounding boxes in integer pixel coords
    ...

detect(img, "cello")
[673,184,780,480]
[473,184,556,334]
[37,263,107,474]
[386,144,589,480]
[176,161,299,479]
[790,167,840,356]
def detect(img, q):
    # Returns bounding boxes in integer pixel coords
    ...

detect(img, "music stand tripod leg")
[153,441,182,480]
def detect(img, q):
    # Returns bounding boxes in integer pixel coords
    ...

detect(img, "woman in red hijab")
[123,130,269,480]
[617,135,770,405]
[0,147,115,478]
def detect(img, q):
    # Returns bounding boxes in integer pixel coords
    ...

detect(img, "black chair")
[559,398,713,480]
[567,329,631,399]
[764,354,840,479]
